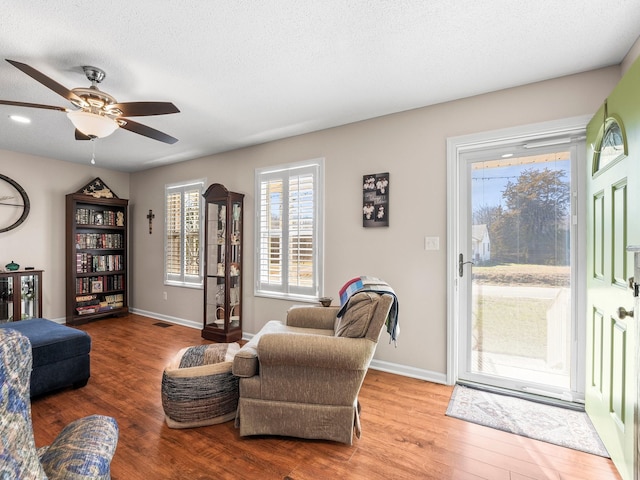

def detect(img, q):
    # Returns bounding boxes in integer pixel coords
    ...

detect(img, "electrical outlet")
[424,236,440,251]
[163,291,168,300]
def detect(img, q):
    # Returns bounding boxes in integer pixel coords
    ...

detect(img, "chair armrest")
[286,306,339,330]
[39,414,118,480]
[257,333,375,371]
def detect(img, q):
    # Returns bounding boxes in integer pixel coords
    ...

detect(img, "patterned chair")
[0,328,119,479]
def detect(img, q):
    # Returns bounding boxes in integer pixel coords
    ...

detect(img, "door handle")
[618,306,634,319]
[459,253,474,278]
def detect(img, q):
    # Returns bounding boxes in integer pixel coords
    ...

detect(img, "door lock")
[618,306,634,319]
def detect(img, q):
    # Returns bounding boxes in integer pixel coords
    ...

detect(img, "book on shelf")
[75,294,96,302]
[76,305,100,315]
[75,275,124,294]
[104,293,124,308]
[75,208,121,226]
[75,254,123,273]
[75,233,123,249]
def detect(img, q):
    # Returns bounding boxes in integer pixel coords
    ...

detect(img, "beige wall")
[128,66,620,380]
[0,66,623,380]
[0,151,129,321]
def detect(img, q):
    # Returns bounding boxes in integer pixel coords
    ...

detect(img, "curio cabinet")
[202,183,244,342]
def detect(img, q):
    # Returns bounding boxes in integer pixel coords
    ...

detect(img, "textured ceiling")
[1,1,640,172]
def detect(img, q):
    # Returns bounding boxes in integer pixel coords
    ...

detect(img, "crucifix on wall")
[147,209,155,234]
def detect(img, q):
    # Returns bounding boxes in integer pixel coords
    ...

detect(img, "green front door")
[586,63,640,479]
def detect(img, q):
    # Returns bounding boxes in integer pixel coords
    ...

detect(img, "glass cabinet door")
[205,201,226,330]
[20,273,39,320]
[230,200,241,328]
[0,276,13,322]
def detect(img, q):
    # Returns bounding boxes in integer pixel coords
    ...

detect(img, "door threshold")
[457,380,585,411]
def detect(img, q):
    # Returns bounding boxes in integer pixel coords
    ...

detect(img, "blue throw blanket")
[337,276,399,345]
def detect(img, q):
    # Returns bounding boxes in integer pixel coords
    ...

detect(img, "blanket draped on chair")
[337,276,399,345]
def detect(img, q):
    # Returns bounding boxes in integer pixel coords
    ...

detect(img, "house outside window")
[255,159,324,300]
[165,179,205,287]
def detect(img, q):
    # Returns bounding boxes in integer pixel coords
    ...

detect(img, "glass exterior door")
[459,144,578,399]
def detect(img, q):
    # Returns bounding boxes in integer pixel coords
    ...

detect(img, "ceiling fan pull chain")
[90,138,96,165]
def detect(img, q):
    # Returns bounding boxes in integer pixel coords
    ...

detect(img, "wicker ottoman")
[161,342,240,429]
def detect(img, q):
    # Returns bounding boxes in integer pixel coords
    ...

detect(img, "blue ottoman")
[0,318,91,397]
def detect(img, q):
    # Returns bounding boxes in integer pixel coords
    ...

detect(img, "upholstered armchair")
[0,328,119,480]
[233,291,394,445]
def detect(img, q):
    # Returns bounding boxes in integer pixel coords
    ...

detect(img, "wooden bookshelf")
[65,187,128,325]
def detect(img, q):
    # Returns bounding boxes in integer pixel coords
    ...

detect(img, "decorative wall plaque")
[363,172,389,227]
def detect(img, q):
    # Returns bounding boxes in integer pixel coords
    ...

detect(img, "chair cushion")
[165,342,239,374]
[39,414,119,480]
[335,292,381,338]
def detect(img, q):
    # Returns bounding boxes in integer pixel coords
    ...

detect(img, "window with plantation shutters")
[255,159,324,300]
[165,180,205,287]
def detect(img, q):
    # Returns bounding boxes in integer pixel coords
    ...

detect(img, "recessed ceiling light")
[9,115,31,124]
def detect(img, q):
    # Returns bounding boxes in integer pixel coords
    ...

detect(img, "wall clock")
[0,174,30,233]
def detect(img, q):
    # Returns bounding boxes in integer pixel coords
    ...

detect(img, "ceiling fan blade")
[111,101,180,117]
[6,59,82,104]
[75,129,92,140]
[0,99,67,112]
[118,118,178,144]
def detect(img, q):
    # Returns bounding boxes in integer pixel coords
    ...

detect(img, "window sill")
[254,290,320,303]
[164,281,203,290]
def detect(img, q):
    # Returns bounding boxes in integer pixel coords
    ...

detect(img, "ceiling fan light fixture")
[3,60,179,144]
[67,110,118,138]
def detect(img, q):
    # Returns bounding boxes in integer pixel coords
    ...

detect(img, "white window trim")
[164,178,206,289]
[254,158,324,301]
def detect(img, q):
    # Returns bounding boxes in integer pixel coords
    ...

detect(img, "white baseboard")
[129,308,201,330]
[369,359,447,384]
[130,309,447,385]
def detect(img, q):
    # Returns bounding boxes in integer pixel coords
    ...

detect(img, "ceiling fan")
[0,59,179,144]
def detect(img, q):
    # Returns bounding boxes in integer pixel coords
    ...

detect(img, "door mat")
[446,384,609,457]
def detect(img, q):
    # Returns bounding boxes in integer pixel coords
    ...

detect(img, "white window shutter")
[255,160,323,300]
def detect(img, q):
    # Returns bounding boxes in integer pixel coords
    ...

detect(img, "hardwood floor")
[30,314,620,479]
